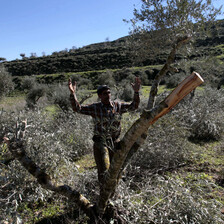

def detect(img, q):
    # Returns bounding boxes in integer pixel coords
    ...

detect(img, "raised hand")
[131,77,141,92]
[68,78,77,94]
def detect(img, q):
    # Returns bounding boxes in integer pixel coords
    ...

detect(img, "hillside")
[2,19,224,77]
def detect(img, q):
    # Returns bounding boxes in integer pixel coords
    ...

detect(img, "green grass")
[131,64,163,71]
[141,85,168,97]
[198,142,224,166]
[184,140,224,205]
[43,104,61,116]
[0,95,26,111]
[217,54,224,60]
[173,171,224,204]
[162,139,224,210]
[0,95,25,105]
[17,200,64,224]
[75,153,95,173]
[215,44,224,49]
[36,64,164,78]
[0,142,9,161]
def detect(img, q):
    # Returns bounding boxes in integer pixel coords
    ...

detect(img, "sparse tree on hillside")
[0,57,6,62]
[30,52,37,58]
[2,1,222,223]
[20,53,26,59]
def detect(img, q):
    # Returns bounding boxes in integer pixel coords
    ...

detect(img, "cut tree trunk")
[149,72,204,125]
[120,72,204,173]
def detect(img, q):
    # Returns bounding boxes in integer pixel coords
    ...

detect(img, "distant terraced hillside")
[2,19,224,77]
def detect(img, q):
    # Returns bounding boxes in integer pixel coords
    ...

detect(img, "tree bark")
[147,35,191,109]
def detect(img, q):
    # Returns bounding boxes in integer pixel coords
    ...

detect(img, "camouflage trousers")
[93,136,120,185]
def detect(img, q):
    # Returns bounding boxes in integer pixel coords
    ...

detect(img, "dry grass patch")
[0,95,26,111]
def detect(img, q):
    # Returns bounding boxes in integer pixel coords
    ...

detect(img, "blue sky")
[1,0,223,61]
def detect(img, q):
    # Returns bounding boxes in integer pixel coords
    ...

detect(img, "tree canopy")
[127,0,223,109]
[130,0,222,38]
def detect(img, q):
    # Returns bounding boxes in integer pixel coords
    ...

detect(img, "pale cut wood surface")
[149,72,204,125]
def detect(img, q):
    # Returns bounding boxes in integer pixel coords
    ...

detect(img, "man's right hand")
[68,78,77,94]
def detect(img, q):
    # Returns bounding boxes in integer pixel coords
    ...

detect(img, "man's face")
[98,89,111,104]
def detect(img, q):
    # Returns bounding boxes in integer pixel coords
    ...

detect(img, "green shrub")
[134,70,150,85]
[187,88,224,142]
[47,83,93,111]
[114,68,133,82]
[21,76,36,91]
[70,74,94,90]
[0,108,94,221]
[165,72,185,88]
[26,84,46,109]
[0,65,14,100]
[190,119,221,141]
[97,70,116,87]
[127,115,193,176]
[47,84,71,111]
[178,57,224,88]
[78,77,94,90]
[12,77,23,90]
[120,85,134,101]
[159,87,224,143]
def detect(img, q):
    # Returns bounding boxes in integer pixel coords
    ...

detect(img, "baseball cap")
[97,85,110,95]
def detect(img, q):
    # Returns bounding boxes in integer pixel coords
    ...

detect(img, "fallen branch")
[3,134,96,221]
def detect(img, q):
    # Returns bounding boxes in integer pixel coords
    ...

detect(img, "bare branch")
[147,35,191,109]
[4,127,96,220]
[80,93,93,104]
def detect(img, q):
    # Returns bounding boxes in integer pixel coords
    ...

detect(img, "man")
[68,77,141,186]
